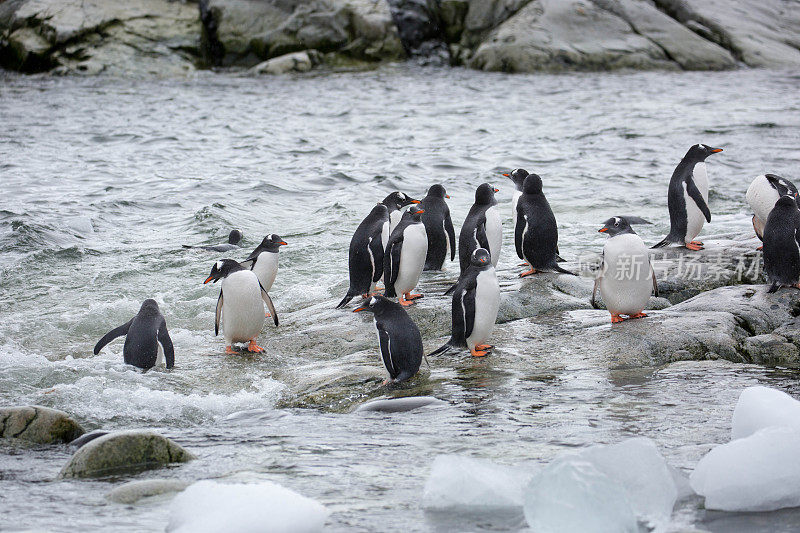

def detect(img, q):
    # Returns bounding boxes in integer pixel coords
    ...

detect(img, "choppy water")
[1,66,800,532]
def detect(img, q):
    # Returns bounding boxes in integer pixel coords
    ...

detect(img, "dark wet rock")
[0,405,85,444]
[250,49,322,74]
[59,430,195,478]
[69,429,109,449]
[743,334,799,365]
[354,395,447,412]
[106,479,190,504]
[385,0,449,64]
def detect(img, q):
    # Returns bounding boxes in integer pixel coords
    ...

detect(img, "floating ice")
[167,480,329,533]
[690,426,800,512]
[731,386,800,440]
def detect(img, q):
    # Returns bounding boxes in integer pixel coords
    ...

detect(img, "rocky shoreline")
[1,0,798,76]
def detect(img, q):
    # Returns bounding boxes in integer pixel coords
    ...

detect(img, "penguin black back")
[183,229,243,252]
[337,203,389,308]
[419,184,456,271]
[763,195,800,292]
[93,299,174,370]
[457,183,498,273]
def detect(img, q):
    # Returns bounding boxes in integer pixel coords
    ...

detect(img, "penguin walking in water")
[383,191,421,238]
[457,183,502,274]
[93,299,174,370]
[384,207,428,306]
[503,168,529,230]
[515,174,575,276]
[337,204,389,309]
[183,229,243,252]
[419,184,456,271]
[746,174,799,241]
[763,195,800,293]
[204,259,276,354]
[593,216,658,323]
[652,144,722,251]
[242,234,287,317]
[428,248,500,357]
[354,295,423,385]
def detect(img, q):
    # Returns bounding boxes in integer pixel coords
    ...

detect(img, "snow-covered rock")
[731,386,800,440]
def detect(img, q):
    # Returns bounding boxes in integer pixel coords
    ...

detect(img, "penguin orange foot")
[398,294,415,306]
[225,345,236,355]
[690,241,704,246]
[471,348,490,357]
[476,344,494,350]
[685,242,703,251]
[629,312,647,319]
[247,340,264,353]
[757,245,763,251]
[610,314,625,323]
[406,292,424,300]
[520,268,537,277]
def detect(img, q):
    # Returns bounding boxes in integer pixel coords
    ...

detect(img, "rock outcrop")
[0,405,85,444]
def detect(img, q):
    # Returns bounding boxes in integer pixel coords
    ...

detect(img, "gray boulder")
[250,49,321,74]
[0,405,85,444]
[106,479,190,504]
[59,430,195,478]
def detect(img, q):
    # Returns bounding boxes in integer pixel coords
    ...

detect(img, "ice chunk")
[667,464,695,502]
[167,480,329,533]
[690,426,800,512]
[731,386,800,440]
[523,458,638,533]
[423,455,534,509]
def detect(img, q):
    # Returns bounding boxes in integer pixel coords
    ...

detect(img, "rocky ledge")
[0,405,85,444]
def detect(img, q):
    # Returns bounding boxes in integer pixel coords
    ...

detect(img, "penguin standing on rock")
[419,184,456,271]
[652,144,722,251]
[93,299,174,370]
[515,174,575,276]
[384,207,428,306]
[763,196,800,293]
[383,191,421,238]
[337,203,389,309]
[457,183,502,273]
[354,295,423,385]
[183,229,243,252]
[592,216,658,323]
[503,168,529,230]
[746,174,799,241]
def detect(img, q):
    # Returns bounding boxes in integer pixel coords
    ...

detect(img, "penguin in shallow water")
[503,168,529,230]
[337,203,389,309]
[383,191,421,240]
[204,259,276,354]
[763,196,800,293]
[183,229,243,252]
[746,174,799,241]
[242,234,287,292]
[419,184,456,271]
[384,207,428,306]
[652,144,722,251]
[457,183,502,273]
[354,295,423,384]
[592,216,658,323]
[515,174,575,276]
[93,299,174,370]
[429,248,500,358]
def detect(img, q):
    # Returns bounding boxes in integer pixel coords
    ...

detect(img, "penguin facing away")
[763,195,800,293]
[593,216,658,323]
[419,184,456,271]
[93,299,174,370]
[354,295,423,385]
[746,174,800,242]
[457,183,502,274]
[337,203,389,309]
[383,191,421,242]
[384,207,428,306]
[428,248,500,358]
[183,229,243,252]
[204,259,276,354]
[652,144,722,251]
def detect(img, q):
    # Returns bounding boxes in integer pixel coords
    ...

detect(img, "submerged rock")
[0,405,85,444]
[107,479,190,504]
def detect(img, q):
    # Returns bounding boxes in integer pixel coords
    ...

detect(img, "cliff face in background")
[0,0,798,75]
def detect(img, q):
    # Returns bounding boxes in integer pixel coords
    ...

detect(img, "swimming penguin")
[503,168,529,230]
[428,248,500,357]
[241,234,287,293]
[183,229,243,252]
[383,191,421,240]
[652,144,722,251]
[457,183,502,273]
[746,174,799,241]
[354,295,423,384]
[763,196,800,293]
[592,216,658,323]
[515,174,575,276]
[93,299,174,370]
[337,203,390,309]
[418,184,456,271]
[204,259,276,354]
[384,207,428,306]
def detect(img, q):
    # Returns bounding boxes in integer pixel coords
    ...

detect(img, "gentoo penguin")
[418,184,456,271]
[746,174,799,241]
[354,295,423,384]
[204,259,276,354]
[515,174,575,276]
[763,196,800,293]
[241,234,287,292]
[384,207,428,306]
[652,144,722,251]
[183,229,243,252]
[93,299,174,370]
[429,248,500,357]
[503,168,529,230]
[383,191,421,241]
[457,183,502,273]
[337,203,389,309]
[592,216,658,323]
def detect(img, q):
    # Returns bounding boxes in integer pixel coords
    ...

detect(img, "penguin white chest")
[221,271,265,344]
[466,268,500,350]
[598,234,653,315]
[683,162,709,243]
[252,251,279,292]
[484,206,502,266]
[746,174,780,237]
[381,219,391,250]
[394,223,428,296]
[389,209,404,234]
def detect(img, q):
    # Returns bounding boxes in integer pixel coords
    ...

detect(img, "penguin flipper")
[443,282,457,296]
[260,283,279,326]
[388,237,403,286]
[215,291,223,336]
[686,180,711,223]
[462,281,477,340]
[368,235,385,284]
[376,322,396,378]
[157,320,175,369]
[445,211,457,261]
[93,318,133,355]
[476,217,490,252]
[591,277,600,309]
[514,212,525,260]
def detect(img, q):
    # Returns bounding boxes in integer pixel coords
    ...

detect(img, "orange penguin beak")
[502,173,510,177]
[445,194,450,198]
[416,209,425,214]
[598,228,608,233]
[279,241,288,245]
[710,148,723,153]
[411,200,421,204]
[353,307,366,313]
[493,188,499,193]
[204,275,214,284]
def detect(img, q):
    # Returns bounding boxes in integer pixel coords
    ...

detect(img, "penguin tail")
[427,343,453,357]
[181,244,193,249]
[553,264,578,276]
[768,282,779,294]
[651,237,671,249]
[335,293,355,309]
[556,254,567,263]
[443,283,457,296]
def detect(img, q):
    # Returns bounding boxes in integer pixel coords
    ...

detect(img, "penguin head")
[475,183,499,205]
[139,299,160,315]
[204,259,243,284]
[353,295,394,315]
[228,230,243,245]
[259,234,288,252]
[598,216,651,237]
[775,195,798,210]
[383,191,421,211]
[427,184,450,199]
[522,173,543,194]
[470,248,492,267]
[687,144,723,161]
[502,168,529,191]
[410,206,425,221]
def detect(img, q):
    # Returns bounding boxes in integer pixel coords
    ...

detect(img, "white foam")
[731,386,800,440]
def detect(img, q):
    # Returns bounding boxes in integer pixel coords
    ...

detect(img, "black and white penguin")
[204,259,276,354]
[183,229,243,252]
[592,216,658,323]
[429,248,500,357]
[418,184,456,271]
[354,295,423,384]
[652,144,722,251]
[383,191,421,240]
[93,299,174,370]
[242,234,287,292]
[746,174,799,241]
[384,207,428,306]
[763,196,800,293]
[503,168,529,230]
[337,203,389,309]
[515,174,575,276]
[457,183,502,273]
